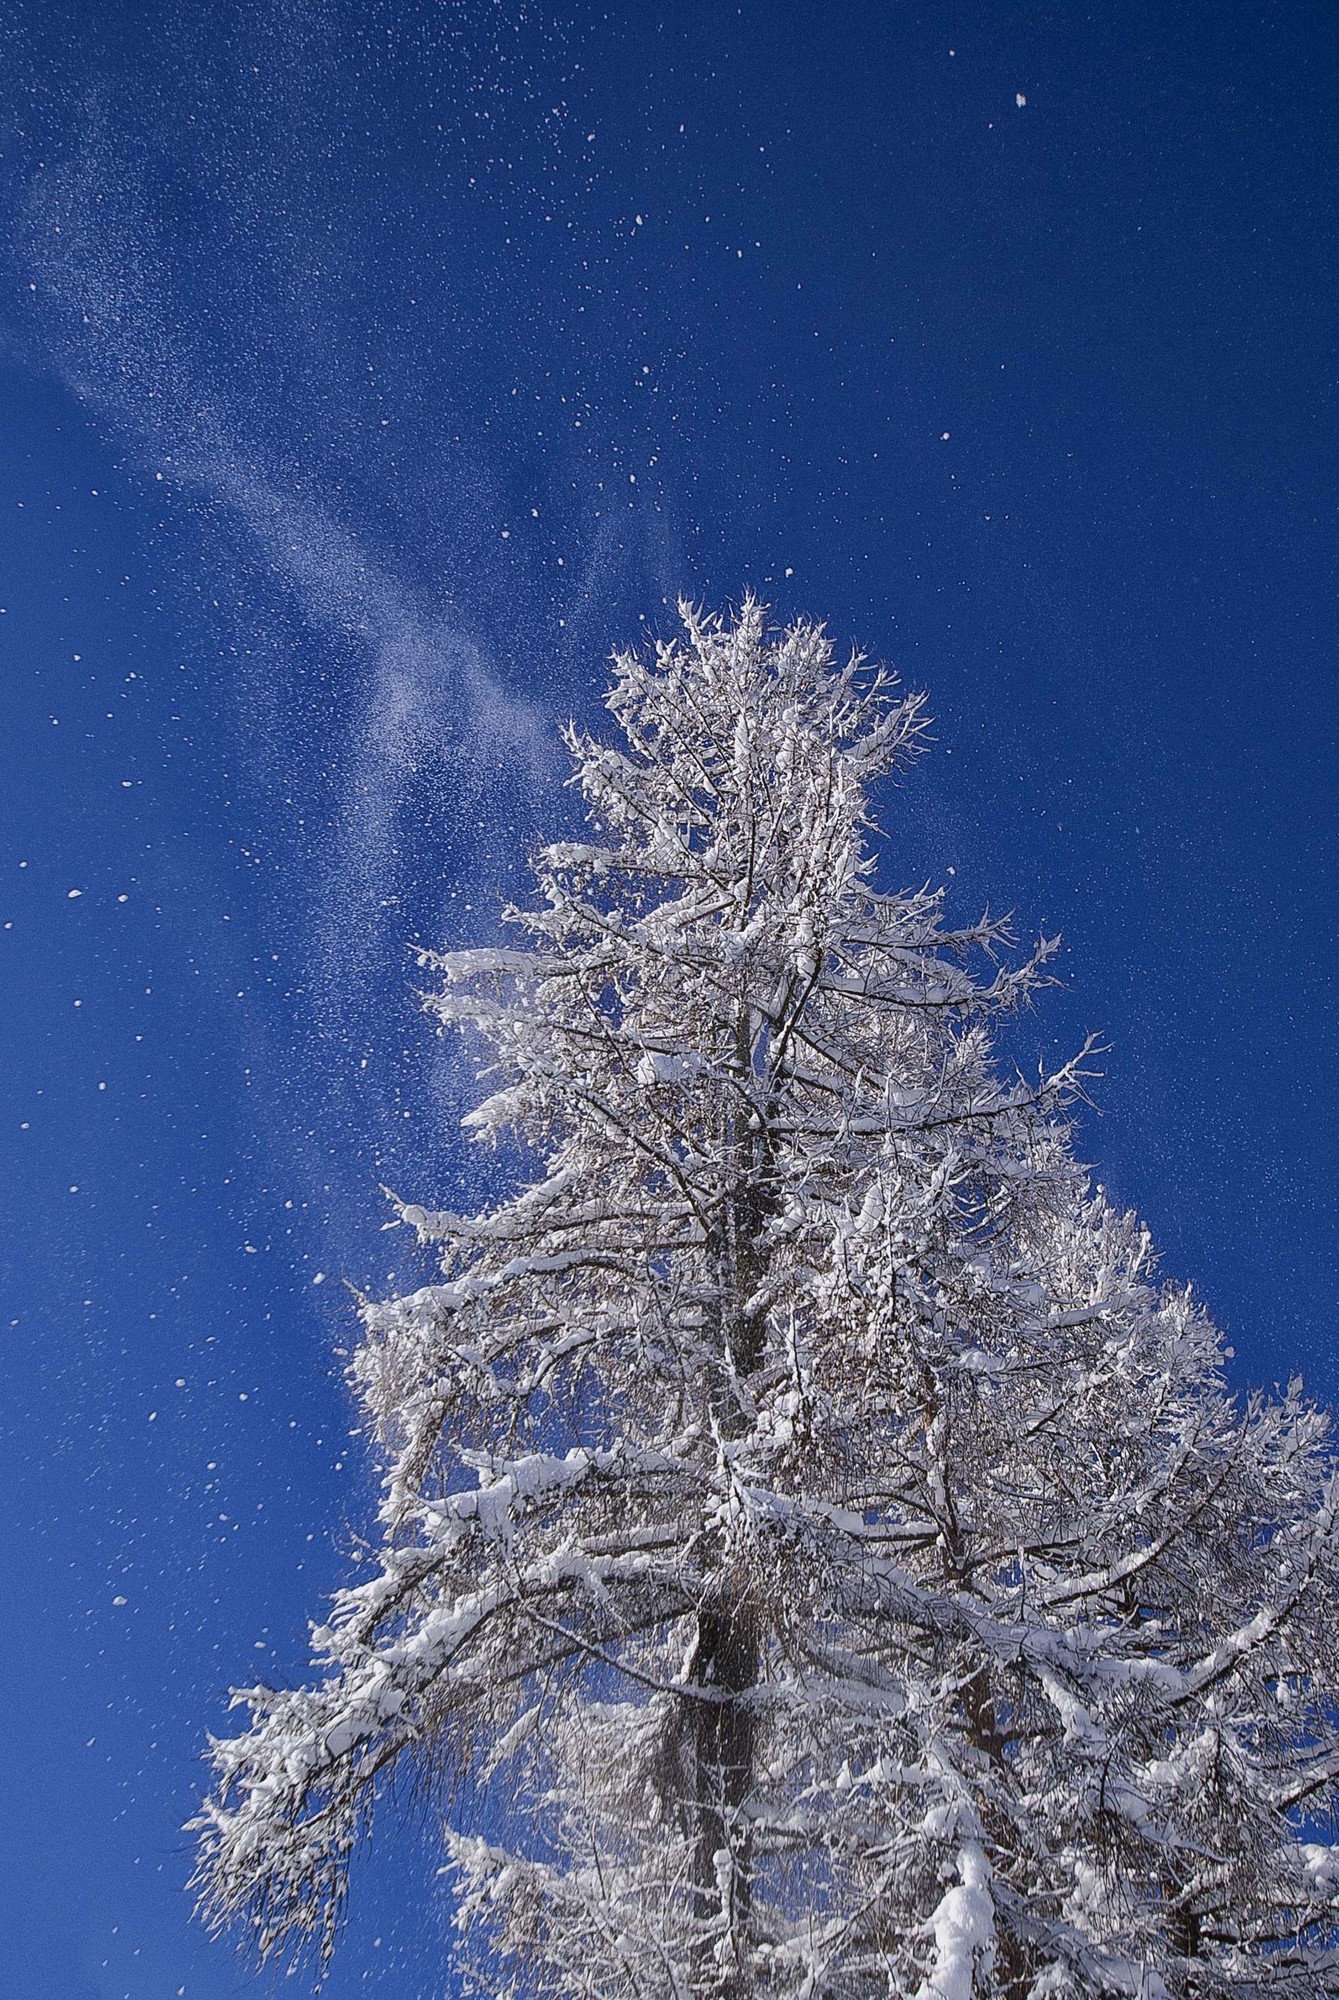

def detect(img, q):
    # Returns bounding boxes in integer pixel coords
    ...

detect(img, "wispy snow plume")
[19,121,552,827]
[179,457,555,995]
[11,114,560,1249]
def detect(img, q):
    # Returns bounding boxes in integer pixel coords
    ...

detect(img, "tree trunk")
[686,1590,759,2000]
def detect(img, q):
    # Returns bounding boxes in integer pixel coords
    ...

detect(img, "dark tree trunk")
[686,1591,759,1999]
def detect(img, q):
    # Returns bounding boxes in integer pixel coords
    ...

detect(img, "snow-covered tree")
[193,601,1339,2000]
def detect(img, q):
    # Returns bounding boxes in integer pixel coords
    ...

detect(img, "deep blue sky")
[2,3,1336,1994]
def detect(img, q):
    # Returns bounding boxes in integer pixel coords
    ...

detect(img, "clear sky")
[2,3,1336,1994]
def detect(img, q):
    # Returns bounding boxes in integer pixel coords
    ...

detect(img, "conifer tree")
[194,601,1339,2000]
